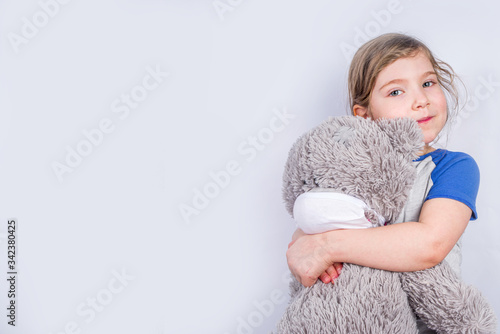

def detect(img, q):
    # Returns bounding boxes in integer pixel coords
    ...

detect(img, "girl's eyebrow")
[422,70,437,78]
[378,71,437,92]
[378,78,405,92]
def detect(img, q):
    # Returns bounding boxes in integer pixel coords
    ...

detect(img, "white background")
[1,1,499,333]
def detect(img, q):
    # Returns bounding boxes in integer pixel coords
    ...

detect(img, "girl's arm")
[286,197,471,287]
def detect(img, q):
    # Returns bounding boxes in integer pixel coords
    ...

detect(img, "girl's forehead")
[375,52,434,84]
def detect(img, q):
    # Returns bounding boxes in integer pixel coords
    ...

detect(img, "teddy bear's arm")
[401,261,497,334]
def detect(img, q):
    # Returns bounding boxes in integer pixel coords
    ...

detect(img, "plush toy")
[276,116,497,334]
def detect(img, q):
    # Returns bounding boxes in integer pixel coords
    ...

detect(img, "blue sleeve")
[425,152,480,220]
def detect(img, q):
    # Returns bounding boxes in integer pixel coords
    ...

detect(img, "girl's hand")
[286,231,337,287]
[288,229,343,285]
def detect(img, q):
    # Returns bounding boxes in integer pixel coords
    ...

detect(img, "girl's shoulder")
[415,149,477,168]
[417,149,480,220]
[416,149,480,192]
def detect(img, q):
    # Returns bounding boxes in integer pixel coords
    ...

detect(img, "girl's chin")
[422,132,439,145]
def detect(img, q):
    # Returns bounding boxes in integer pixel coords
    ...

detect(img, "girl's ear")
[353,105,369,118]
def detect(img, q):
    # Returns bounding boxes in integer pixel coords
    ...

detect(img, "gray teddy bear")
[276,116,497,334]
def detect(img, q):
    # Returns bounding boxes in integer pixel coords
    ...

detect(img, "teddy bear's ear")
[375,118,424,158]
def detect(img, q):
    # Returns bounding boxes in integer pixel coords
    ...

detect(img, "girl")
[286,33,480,332]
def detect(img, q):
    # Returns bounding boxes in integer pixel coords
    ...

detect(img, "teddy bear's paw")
[401,264,498,334]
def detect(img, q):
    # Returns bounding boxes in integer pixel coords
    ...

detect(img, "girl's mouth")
[417,116,433,124]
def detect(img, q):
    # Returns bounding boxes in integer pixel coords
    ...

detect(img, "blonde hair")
[348,33,461,128]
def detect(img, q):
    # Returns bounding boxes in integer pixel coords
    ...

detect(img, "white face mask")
[293,190,386,234]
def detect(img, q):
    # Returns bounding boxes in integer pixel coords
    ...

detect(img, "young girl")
[286,33,480,332]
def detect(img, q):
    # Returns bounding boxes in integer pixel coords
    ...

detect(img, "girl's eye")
[423,81,434,88]
[389,89,402,97]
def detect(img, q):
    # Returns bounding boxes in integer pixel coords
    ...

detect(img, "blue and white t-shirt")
[416,149,480,220]
[395,149,480,276]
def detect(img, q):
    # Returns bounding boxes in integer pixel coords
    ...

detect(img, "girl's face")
[355,52,447,147]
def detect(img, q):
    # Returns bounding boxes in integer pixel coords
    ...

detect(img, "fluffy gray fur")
[276,116,497,334]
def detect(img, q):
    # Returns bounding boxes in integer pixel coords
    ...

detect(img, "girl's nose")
[412,89,430,110]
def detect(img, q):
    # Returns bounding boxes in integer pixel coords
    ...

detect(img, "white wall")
[0,1,498,333]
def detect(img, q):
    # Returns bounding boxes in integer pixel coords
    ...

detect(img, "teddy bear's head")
[282,116,423,225]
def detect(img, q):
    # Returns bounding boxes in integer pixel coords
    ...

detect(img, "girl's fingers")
[318,263,344,284]
[333,262,343,276]
[320,272,332,284]
[326,265,338,281]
